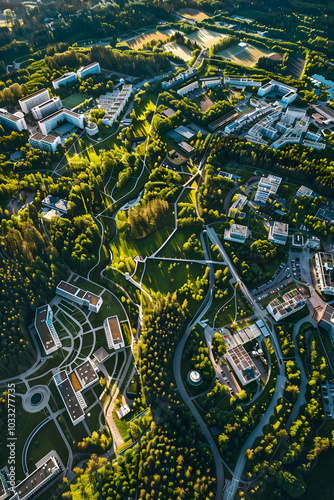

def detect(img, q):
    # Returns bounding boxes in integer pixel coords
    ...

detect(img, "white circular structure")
[85,122,99,136]
[188,370,202,386]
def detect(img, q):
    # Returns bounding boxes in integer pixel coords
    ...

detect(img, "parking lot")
[252,262,291,300]
[322,381,334,419]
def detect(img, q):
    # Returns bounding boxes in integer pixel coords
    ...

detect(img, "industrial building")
[103,316,125,350]
[18,88,50,114]
[315,252,334,295]
[0,109,27,132]
[31,97,62,120]
[38,109,84,135]
[29,133,61,152]
[267,289,306,321]
[34,305,62,355]
[52,71,77,89]
[77,62,100,79]
[56,281,103,312]
[224,223,248,243]
[268,221,289,245]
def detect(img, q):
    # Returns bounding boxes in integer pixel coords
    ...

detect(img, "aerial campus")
[1,1,334,500]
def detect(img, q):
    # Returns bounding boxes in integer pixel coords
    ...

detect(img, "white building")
[267,289,306,321]
[225,345,260,385]
[305,236,320,250]
[296,185,313,198]
[77,62,100,79]
[52,71,77,89]
[254,174,282,204]
[14,453,61,500]
[38,109,84,135]
[312,104,334,124]
[100,84,132,127]
[315,252,334,295]
[0,109,27,132]
[56,281,103,312]
[42,195,68,214]
[29,132,61,152]
[161,67,197,90]
[31,97,62,120]
[225,104,277,135]
[268,221,289,245]
[34,305,62,355]
[18,88,50,114]
[103,316,125,349]
[117,404,130,419]
[257,80,297,104]
[228,194,247,217]
[224,223,248,243]
[224,76,261,88]
[177,81,199,96]
[85,122,99,136]
[201,77,222,88]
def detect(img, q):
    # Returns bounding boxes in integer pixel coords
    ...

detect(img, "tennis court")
[62,93,89,110]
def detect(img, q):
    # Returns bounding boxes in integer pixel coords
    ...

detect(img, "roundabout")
[22,385,50,413]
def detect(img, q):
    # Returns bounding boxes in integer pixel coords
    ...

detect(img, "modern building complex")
[29,133,61,152]
[268,221,289,245]
[38,109,84,135]
[56,281,103,312]
[161,68,197,90]
[14,453,61,500]
[224,223,248,243]
[42,195,68,214]
[224,76,261,88]
[0,109,27,132]
[267,289,306,321]
[315,252,334,295]
[100,84,133,127]
[103,316,125,350]
[311,104,334,125]
[177,81,199,96]
[254,174,282,204]
[18,89,50,114]
[34,305,62,355]
[52,71,77,89]
[201,77,222,88]
[257,79,298,104]
[224,103,277,135]
[296,185,313,198]
[228,194,247,217]
[225,345,260,385]
[31,97,62,120]
[77,62,101,79]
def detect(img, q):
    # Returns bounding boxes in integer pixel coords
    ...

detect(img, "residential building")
[14,453,61,500]
[42,195,68,214]
[201,77,222,88]
[177,81,199,96]
[56,281,103,312]
[161,67,197,90]
[296,185,313,198]
[31,97,62,120]
[315,252,334,295]
[318,304,334,342]
[225,345,260,385]
[228,194,247,217]
[103,316,125,349]
[100,84,132,127]
[52,72,77,89]
[53,371,85,425]
[34,305,62,355]
[18,88,50,114]
[29,133,61,152]
[268,221,289,245]
[224,223,248,243]
[267,289,306,321]
[224,76,261,88]
[77,62,100,79]
[38,109,84,135]
[257,80,298,104]
[0,110,27,132]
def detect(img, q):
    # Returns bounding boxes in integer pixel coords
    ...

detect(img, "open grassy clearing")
[156,227,205,260]
[178,8,211,21]
[186,29,228,49]
[125,30,169,49]
[163,42,193,61]
[62,92,89,110]
[27,420,69,473]
[217,43,279,67]
[89,289,126,328]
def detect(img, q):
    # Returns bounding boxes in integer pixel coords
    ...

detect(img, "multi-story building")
[42,195,68,214]
[38,109,84,135]
[31,97,62,120]
[225,345,260,385]
[52,71,77,89]
[34,305,62,355]
[77,62,100,79]
[103,316,125,350]
[29,133,61,152]
[224,76,261,88]
[14,453,61,500]
[296,185,313,198]
[305,236,320,250]
[201,77,222,88]
[224,104,277,135]
[224,223,248,243]
[18,88,50,114]
[254,174,282,204]
[311,104,334,125]
[161,68,197,90]
[315,252,334,295]
[177,81,199,96]
[56,281,103,312]
[257,80,298,104]
[0,109,27,132]
[100,84,133,127]
[267,289,306,321]
[228,194,247,217]
[268,221,289,245]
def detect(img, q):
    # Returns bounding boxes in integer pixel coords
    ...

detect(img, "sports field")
[217,43,279,67]
[178,8,211,21]
[163,42,193,61]
[186,29,228,49]
[126,30,172,49]
[62,93,88,110]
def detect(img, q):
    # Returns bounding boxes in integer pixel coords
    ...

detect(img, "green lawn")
[86,402,104,432]
[61,92,89,110]
[27,420,69,473]
[89,289,126,328]
[71,276,104,295]
[156,227,205,260]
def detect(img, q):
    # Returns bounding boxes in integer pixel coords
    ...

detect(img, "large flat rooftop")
[19,88,48,103]
[75,360,98,387]
[106,316,123,345]
[15,457,59,500]
[35,306,56,353]
[57,378,84,423]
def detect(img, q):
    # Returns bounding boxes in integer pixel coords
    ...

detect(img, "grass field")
[62,93,89,110]
[27,420,69,473]
[217,43,279,67]
[186,29,228,49]
[126,30,170,49]
[178,8,211,21]
[163,42,193,61]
